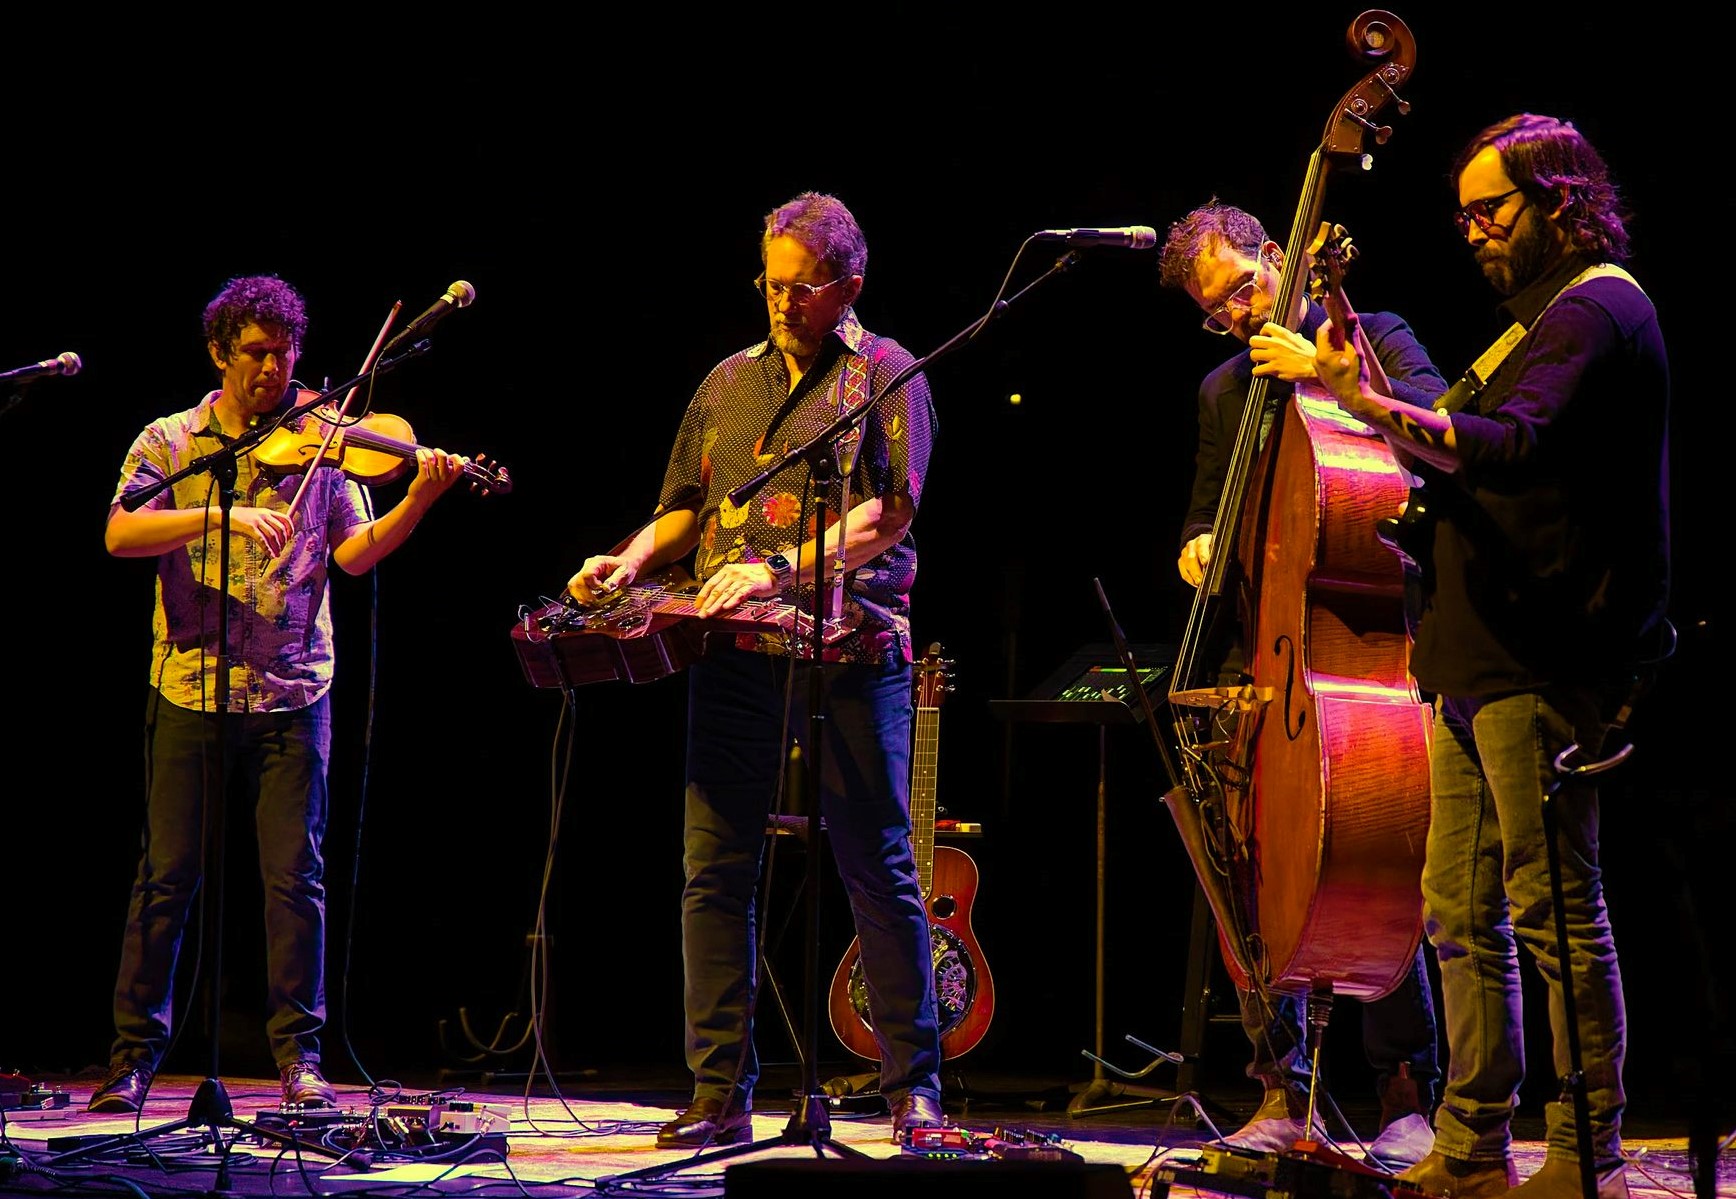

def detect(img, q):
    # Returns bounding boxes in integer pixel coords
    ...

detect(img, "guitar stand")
[1070,1034,1186,1117]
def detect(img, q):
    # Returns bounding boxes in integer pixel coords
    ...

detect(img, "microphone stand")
[600,247,1080,1190]
[48,358,422,1179]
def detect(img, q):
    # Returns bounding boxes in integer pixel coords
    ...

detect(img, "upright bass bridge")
[1168,683,1274,714]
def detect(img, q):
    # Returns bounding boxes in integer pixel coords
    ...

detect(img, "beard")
[769,318,824,359]
[1475,208,1553,297]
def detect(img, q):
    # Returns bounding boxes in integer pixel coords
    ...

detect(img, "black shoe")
[656,1097,753,1149]
[890,1091,945,1143]
[280,1058,337,1107]
[88,1060,154,1114]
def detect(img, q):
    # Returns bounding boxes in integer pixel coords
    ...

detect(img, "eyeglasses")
[753,273,849,306]
[1201,264,1266,335]
[1452,187,1527,238]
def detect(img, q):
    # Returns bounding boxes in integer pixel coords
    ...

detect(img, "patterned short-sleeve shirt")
[659,310,935,664]
[112,391,373,713]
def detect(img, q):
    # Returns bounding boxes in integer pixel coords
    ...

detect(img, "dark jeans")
[681,644,941,1107]
[1240,943,1440,1109]
[1424,688,1626,1170]
[108,686,331,1071]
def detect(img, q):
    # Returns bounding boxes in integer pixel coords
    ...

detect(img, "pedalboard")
[0,1072,70,1112]
[253,1105,358,1131]
[384,1100,513,1139]
[1148,1143,1433,1199]
[901,1123,1084,1162]
[0,1086,70,1111]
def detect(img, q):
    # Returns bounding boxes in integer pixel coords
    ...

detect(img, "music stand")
[988,642,1210,1116]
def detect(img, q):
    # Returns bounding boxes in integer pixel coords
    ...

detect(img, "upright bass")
[1164,10,1430,1012]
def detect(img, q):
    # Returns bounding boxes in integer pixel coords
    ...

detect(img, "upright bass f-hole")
[1272,634,1307,741]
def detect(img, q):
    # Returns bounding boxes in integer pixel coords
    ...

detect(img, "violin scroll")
[463,453,512,496]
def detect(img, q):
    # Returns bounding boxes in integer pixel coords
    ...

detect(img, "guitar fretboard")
[911,701,940,897]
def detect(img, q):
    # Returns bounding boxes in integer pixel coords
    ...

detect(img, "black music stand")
[989,643,1212,1116]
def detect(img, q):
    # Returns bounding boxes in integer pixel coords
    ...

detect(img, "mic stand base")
[598,1095,873,1191]
[46,1076,348,1177]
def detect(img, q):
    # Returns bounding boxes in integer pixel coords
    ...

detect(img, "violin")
[254,398,512,495]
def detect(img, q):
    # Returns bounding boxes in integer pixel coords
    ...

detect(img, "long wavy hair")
[1452,114,1631,262]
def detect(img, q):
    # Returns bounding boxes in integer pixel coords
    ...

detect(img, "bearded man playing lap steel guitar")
[1157,200,1447,1170]
[565,192,944,1150]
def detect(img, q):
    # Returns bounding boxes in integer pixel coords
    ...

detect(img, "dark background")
[5,8,1724,1128]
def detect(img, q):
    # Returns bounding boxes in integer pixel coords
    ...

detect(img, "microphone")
[0,352,83,385]
[1032,227,1158,249]
[382,281,476,354]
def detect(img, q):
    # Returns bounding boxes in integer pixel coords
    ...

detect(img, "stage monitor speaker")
[722,1156,1135,1197]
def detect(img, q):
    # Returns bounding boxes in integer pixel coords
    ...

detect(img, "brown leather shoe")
[890,1091,945,1143]
[1506,1156,1630,1199]
[1399,1149,1520,1199]
[88,1060,154,1114]
[656,1097,754,1149]
[280,1058,337,1107]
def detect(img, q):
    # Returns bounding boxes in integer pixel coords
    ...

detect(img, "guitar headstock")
[1306,222,1361,351]
[916,642,956,709]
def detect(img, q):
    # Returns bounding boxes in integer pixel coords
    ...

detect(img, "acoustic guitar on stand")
[828,643,996,1062]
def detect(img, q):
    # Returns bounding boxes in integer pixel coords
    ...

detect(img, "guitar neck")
[910,700,939,896]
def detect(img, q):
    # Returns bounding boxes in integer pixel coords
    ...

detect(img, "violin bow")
[285,300,403,521]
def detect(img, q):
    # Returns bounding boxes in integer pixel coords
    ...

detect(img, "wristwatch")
[765,553,794,585]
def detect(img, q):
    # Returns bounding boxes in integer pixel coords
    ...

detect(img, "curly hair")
[762,192,868,281]
[202,275,309,360]
[1451,114,1631,262]
[1157,199,1268,291]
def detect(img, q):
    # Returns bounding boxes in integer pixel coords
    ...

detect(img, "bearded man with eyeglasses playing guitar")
[1310,114,1671,1199]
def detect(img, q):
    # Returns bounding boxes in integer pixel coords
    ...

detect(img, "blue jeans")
[108,687,331,1071]
[1425,689,1626,1170]
[1240,944,1439,1111]
[681,644,941,1107]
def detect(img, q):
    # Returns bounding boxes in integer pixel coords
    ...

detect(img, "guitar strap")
[1384,264,1646,631]
[1433,263,1642,417]
[826,332,879,620]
